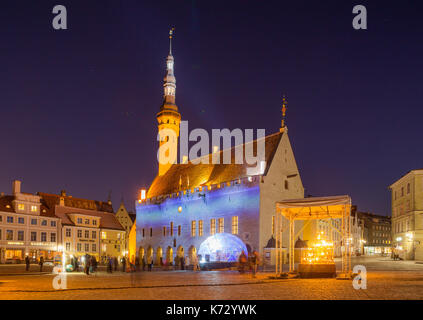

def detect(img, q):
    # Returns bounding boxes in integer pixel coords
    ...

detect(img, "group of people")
[71,254,98,275]
[106,256,128,273]
[238,250,260,277]
[138,254,201,272]
[24,256,44,272]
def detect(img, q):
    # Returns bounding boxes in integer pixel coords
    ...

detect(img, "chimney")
[12,180,21,195]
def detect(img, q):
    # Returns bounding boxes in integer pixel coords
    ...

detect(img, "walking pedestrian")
[122,256,126,272]
[250,251,259,278]
[114,257,118,271]
[39,256,44,272]
[107,256,113,273]
[147,255,152,271]
[25,255,30,272]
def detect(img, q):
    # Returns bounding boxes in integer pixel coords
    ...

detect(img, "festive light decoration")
[198,233,247,263]
[301,232,334,265]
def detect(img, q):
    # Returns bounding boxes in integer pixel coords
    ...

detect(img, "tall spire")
[156,28,181,177]
[162,27,177,109]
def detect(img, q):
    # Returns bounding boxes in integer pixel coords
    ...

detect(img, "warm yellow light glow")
[140,189,146,200]
[178,206,182,213]
[301,233,334,265]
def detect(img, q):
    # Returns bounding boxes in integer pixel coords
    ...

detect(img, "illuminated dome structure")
[198,233,248,263]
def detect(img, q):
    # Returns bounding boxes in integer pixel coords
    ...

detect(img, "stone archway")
[166,246,174,264]
[139,247,145,263]
[156,247,163,265]
[147,246,154,262]
[188,246,197,265]
[177,245,185,258]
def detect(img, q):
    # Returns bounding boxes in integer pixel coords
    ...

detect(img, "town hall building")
[135,34,305,266]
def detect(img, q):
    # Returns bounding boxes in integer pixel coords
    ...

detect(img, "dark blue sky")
[0,1,422,214]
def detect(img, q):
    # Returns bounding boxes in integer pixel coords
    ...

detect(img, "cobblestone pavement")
[0,257,422,300]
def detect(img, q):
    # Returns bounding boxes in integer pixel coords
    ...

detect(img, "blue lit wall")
[136,182,260,263]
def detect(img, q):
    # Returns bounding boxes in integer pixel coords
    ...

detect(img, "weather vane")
[281,95,288,132]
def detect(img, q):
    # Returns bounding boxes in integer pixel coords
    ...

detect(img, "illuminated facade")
[135,36,304,266]
[115,202,136,256]
[42,191,126,263]
[390,169,423,260]
[0,181,61,263]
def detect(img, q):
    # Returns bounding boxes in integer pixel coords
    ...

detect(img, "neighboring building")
[389,169,423,260]
[303,210,362,257]
[355,209,391,255]
[136,37,304,266]
[39,191,126,263]
[0,181,61,263]
[115,202,136,256]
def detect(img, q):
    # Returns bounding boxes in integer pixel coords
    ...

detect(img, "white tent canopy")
[274,195,352,277]
[276,195,352,220]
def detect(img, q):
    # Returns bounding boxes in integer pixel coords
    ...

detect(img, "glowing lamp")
[178,206,182,213]
[140,189,146,201]
[396,237,402,242]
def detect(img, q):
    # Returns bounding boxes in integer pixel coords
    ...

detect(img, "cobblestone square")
[0,257,422,300]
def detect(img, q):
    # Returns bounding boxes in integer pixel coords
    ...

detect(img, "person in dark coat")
[121,257,126,272]
[25,255,30,271]
[107,256,113,273]
[39,256,44,272]
[114,257,118,271]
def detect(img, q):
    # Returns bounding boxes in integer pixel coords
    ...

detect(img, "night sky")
[0,1,422,215]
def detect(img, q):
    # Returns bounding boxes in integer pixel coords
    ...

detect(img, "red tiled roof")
[147,131,283,198]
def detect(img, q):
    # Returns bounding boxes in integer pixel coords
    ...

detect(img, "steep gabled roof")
[147,131,283,198]
[38,193,114,213]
